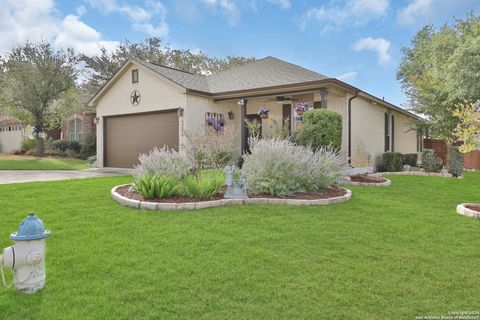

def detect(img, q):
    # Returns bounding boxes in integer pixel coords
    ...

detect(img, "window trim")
[384,113,390,152]
[132,69,139,84]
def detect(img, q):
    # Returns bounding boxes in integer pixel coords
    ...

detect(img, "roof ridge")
[265,56,330,79]
[136,59,200,76]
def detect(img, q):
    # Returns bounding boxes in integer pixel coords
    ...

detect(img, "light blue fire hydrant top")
[10,213,52,241]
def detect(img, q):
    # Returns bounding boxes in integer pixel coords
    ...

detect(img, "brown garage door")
[105,111,179,168]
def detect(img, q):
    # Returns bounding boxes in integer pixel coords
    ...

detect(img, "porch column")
[240,99,248,154]
[320,88,328,109]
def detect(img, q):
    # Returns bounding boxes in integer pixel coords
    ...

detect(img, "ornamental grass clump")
[133,175,180,199]
[181,170,225,199]
[134,146,191,179]
[242,138,346,197]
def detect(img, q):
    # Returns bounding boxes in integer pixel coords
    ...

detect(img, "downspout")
[348,93,359,165]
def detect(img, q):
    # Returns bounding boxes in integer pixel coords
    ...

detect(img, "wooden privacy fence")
[464,150,480,169]
[423,138,480,169]
[424,139,447,163]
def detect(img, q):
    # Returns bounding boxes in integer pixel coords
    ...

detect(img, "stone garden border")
[456,203,480,220]
[369,171,461,179]
[346,178,391,187]
[111,184,352,211]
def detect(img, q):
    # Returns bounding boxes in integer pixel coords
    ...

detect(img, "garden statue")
[224,165,248,199]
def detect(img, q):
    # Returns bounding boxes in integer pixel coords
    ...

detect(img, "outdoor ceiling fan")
[265,96,298,104]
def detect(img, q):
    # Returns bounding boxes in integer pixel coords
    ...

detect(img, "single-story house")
[89,56,422,172]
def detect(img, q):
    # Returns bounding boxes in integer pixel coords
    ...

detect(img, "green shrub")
[80,133,96,159]
[135,146,191,179]
[21,138,36,152]
[382,152,404,172]
[447,146,464,177]
[185,129,237,171]
[242,138,346,197]
[181,170,225,199]
[421,149,443,172]
[50,139,81,154]
[294,109,342,151]
[403,153,418,167]
[134,175,180,199]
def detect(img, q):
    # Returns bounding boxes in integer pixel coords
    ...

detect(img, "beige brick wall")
[95,63,186,166]
[350,96,418,168]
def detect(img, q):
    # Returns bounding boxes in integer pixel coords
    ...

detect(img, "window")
[68,118,84,142]
[417,130,423,152]
[391,115,395,152]
[132,69,139,83]
[384,113,390,152]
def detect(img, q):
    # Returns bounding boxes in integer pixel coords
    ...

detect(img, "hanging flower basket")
[257,107,270,119]
[295,103,308,116]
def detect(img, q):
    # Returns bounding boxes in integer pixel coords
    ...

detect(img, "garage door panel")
[105,111,179,168]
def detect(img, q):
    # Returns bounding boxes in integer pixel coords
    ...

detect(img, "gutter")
[348,93,359,165]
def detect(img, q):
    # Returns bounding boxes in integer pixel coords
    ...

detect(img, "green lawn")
[0,155,89,170]
[0,174,479,319]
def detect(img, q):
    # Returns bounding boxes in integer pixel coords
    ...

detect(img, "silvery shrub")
[134,146,191,179]
[242,138,347,197]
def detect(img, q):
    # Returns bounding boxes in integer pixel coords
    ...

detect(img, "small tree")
[453,101,480,153]
[294,109,342,151]
[0,41,80,155]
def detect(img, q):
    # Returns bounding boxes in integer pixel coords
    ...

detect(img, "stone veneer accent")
[111,184,352,211]
[456,203,480,220]
[346,178,391,187]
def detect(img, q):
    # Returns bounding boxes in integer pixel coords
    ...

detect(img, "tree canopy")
[397,13,480,142]
[0,41,81,155]
[81,37,255,96]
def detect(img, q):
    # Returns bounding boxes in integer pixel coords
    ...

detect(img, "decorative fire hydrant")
[0,213,52,294]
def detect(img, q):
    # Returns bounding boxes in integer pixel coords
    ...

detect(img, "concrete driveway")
[0,168,134,184]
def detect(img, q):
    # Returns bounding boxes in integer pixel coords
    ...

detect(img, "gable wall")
[95,63,187,166]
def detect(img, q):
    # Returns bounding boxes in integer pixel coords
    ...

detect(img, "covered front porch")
[213,86,350,158]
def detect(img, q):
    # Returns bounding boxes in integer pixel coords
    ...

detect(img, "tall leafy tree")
[0,41,81,155]
[397,13,480,142]
[81,37,255,96]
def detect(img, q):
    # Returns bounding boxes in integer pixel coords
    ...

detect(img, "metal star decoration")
[130,90,141,106]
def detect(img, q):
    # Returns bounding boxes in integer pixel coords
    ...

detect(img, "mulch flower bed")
[349,175,388,183]
[116,185,347,203]
[116,185,225,203]
[464,204,480,212]
[250,188,346,200]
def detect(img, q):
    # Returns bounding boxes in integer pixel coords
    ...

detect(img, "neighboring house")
[89,56,422,171]
[0,111,25,153]
[59,109,96,143]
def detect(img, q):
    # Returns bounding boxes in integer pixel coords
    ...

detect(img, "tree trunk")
[35,135,45,156]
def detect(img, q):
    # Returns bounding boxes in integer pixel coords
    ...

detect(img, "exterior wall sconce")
[237,99,246,106]
[177,107,184,117]
[228,111,234,120]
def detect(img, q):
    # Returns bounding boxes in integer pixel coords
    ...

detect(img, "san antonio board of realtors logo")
[130,90,141,106]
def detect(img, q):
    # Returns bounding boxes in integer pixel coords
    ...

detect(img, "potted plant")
[257,107,270,119]
[294,103,308,116]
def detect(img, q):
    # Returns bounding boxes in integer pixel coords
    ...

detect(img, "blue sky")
[1,0,479,107]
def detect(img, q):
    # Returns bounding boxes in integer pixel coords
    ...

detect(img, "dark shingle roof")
[137,56,330,94]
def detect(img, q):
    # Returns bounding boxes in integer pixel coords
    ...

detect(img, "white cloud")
[199,0,240,25]
[397,0,431,25]
[0,0,118,55]
[397,0,480,26]
[353,37,391,65]
[266,0,291,9]
[301,0,389,32]
[86,0,169,37]
[336,71,358,82]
